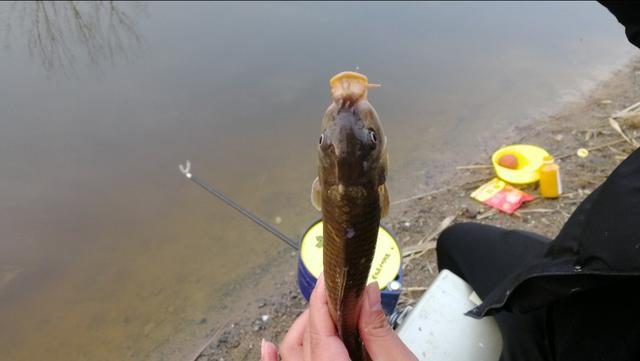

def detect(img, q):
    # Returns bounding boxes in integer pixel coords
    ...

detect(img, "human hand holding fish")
[260,274,417,361]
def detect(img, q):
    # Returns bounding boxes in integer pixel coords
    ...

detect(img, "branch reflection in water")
[2,1,145,72]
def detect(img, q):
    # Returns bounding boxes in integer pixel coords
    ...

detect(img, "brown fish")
[311,71,389,361]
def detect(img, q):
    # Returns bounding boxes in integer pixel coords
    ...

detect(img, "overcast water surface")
[0,2,636,360]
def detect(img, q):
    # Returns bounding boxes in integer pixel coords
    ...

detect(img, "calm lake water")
[0,2,635,360]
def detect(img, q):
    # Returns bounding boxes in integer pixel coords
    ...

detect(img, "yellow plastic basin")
[491,144,550,184]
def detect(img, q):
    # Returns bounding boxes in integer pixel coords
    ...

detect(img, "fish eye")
[319,134,324,145]
[369,130,377,144]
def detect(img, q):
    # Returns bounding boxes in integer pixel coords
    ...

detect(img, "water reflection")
[2,1,144,72]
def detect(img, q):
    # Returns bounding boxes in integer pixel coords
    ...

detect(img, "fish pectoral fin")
[311,177,322,211]
[378,151,389,185]
[379,184,390,218]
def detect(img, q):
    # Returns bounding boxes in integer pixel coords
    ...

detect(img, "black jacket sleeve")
[600,1,640,49]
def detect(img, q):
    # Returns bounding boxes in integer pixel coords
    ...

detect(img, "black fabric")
[600,1,640,49]
[468,147,640,319]
[551,279,640,360]
[437,223,553,361]
[437,223,640,361]
[437,224,551,299]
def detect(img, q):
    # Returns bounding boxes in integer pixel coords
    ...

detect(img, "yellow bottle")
[539,155,562,198]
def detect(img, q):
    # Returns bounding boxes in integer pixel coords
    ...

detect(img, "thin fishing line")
[179,161,299,250]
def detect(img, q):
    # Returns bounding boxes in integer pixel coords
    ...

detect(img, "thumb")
[358,282,418,361]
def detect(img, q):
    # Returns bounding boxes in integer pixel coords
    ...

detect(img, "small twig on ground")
[403,242,436,264]
[398,295,417,307]
[404,286,427,292]
[557,138,627,159]
[392,176,494,205]
[456,164,493,170]
[391,186,453,205]
[416,215,456,246]
[608,146,627,156]
[189,316,232,361]
[403,215,456,267]
[516,208,556,214]
[511,211,524,221]
[425,261,434,275]
[560,198,582,205]
[606,101,640,147]
[612,100,640,118]
[402,286,429,302]
[461,176,496,190]
[608,117,639,148]
[476,208,496,220]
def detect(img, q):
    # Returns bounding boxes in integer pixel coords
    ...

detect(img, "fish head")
[318,101,386,187]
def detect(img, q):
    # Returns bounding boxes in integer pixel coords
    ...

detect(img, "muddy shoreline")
[193,58,640,361]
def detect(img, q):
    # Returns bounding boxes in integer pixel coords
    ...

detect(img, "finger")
[308,273,351,360]
[359,282,418,361]
[309,273,338,337]
[304,322,312,361]
[260,339,278,361]
[279,310,309,360]
[306,323,350,361]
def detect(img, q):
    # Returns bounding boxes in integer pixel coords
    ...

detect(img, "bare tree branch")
[2,1,145,73]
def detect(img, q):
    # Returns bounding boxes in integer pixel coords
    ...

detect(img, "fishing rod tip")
[179,160,192,178]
